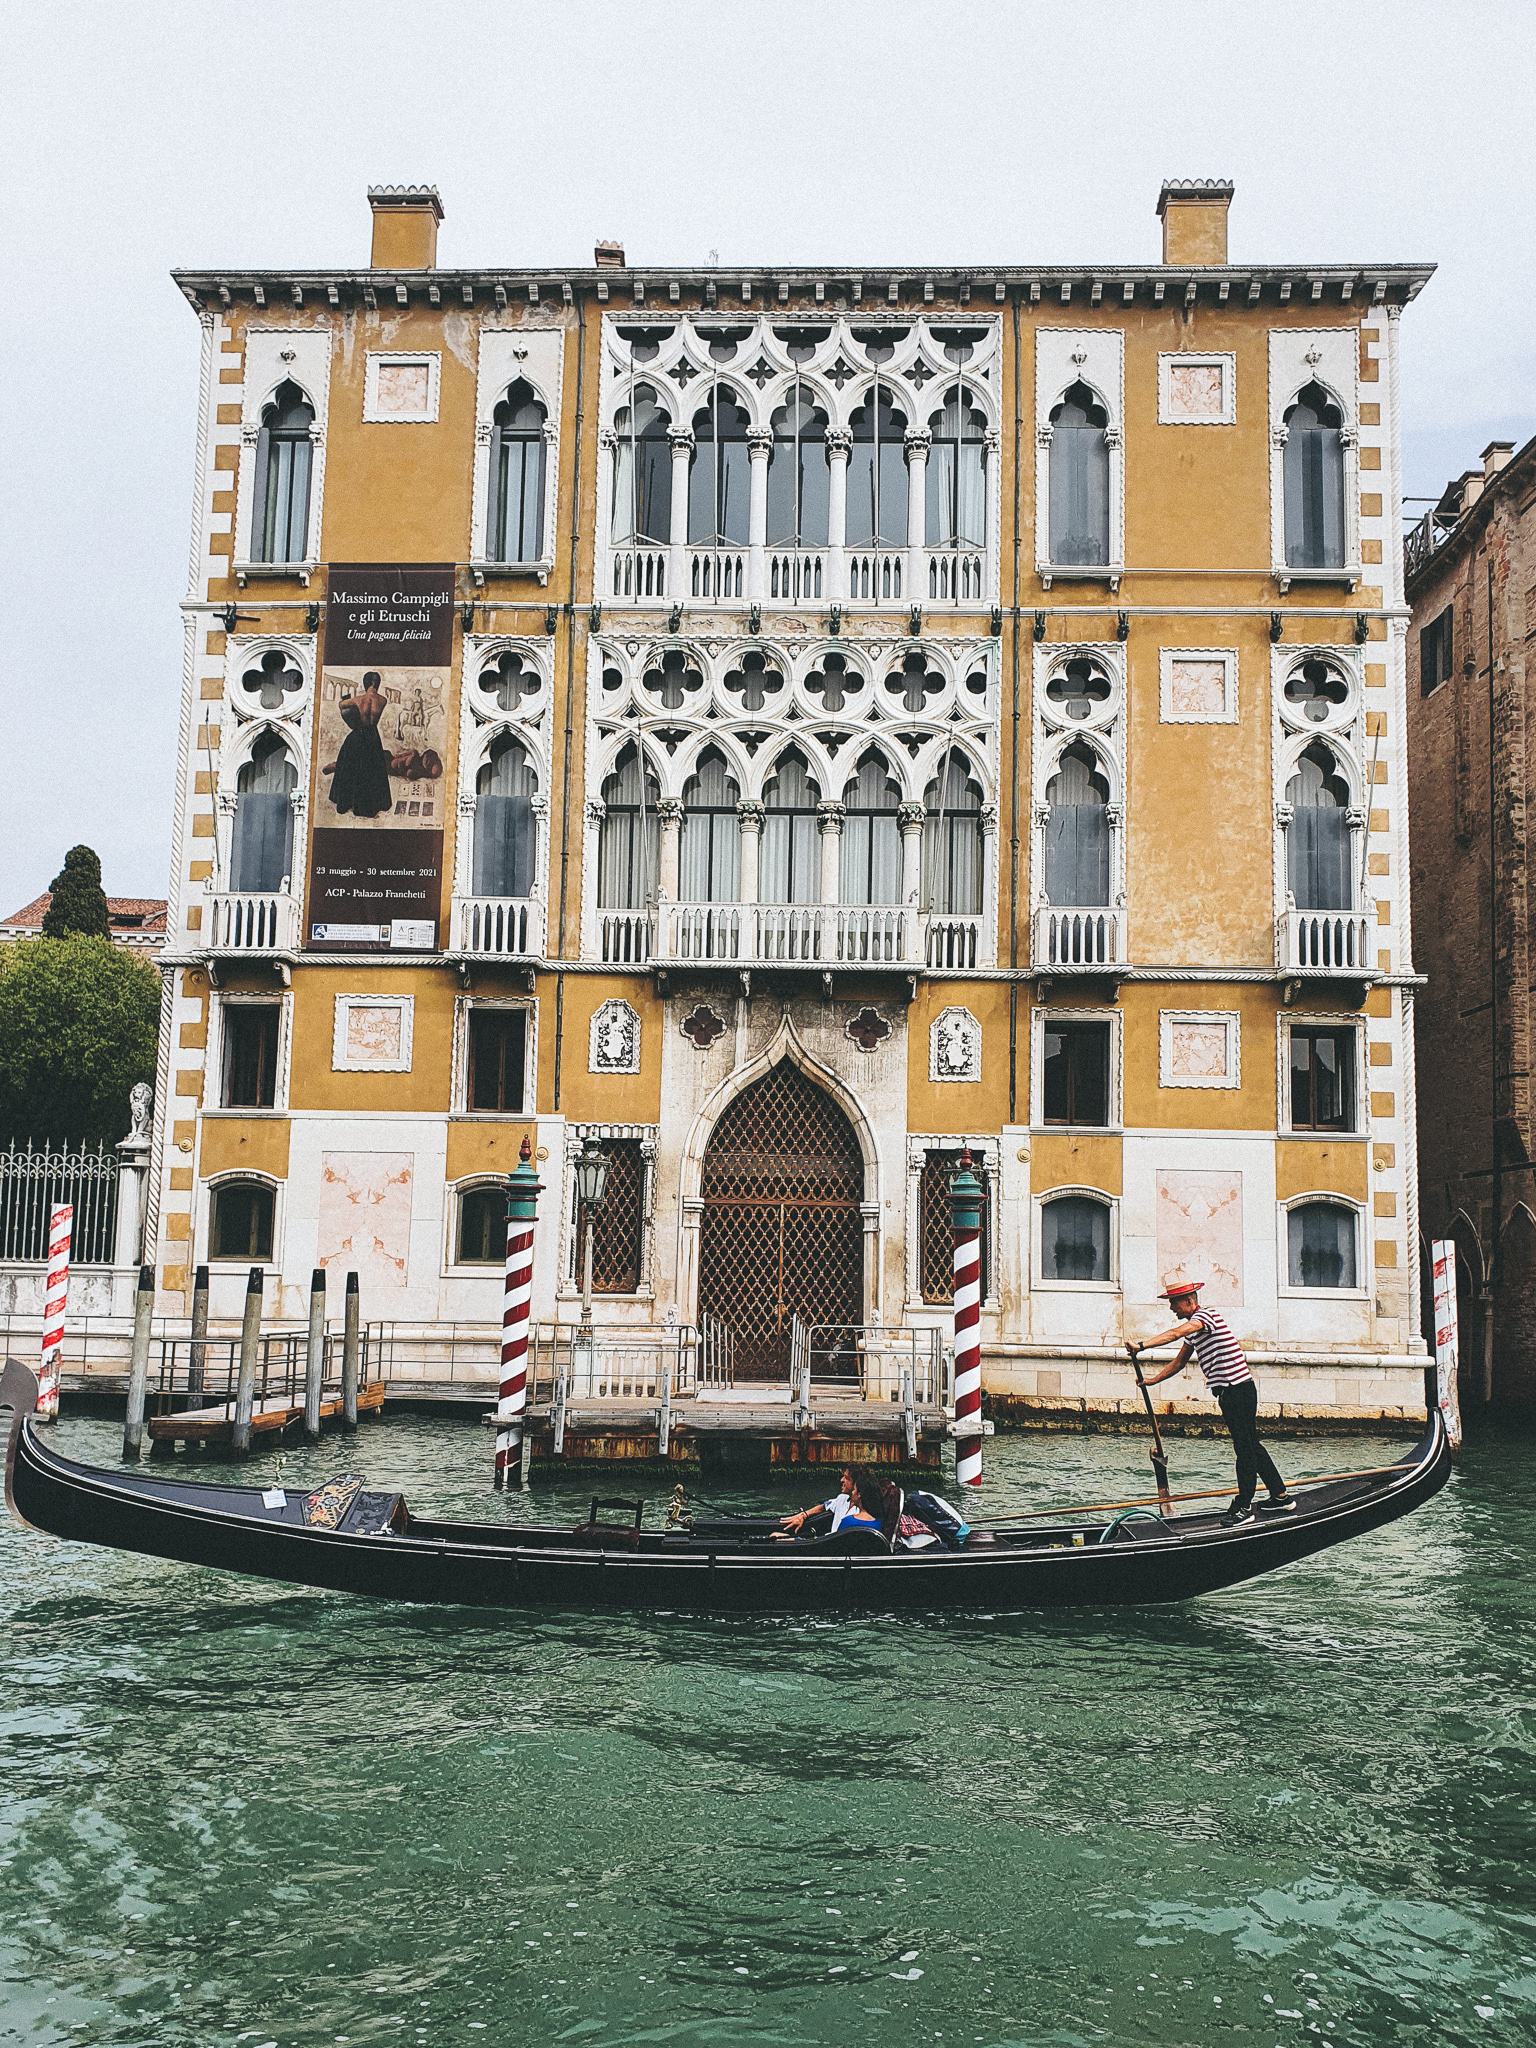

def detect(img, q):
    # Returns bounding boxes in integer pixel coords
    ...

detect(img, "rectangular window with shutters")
[1042,1021,1111,1126]
[222,1003,281,1109]
[467,1007,527,1113]
[1288,1025,1357,1132]
[1418,605,1453,697]
[918,1150,990,1303]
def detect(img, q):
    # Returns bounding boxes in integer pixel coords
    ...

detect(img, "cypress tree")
[41,845,111,940]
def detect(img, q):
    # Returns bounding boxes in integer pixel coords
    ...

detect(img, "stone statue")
[128,1082,153,1142]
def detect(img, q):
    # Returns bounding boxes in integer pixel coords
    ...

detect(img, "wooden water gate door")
[697,1064,864,1379]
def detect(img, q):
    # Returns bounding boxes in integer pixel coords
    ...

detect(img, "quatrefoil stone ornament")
[479,650,539,712]
[680,1003,727,1050]
[241,649,304,711]
[722,650,782,712]
[845,1006,892,1052]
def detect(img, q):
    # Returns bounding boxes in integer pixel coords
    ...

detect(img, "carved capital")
[585,798,608,826]
[985,429,1002,454]
[824,426,853,459]
[216,789,239,815]
[978,800,998,835]
[746,428,774,460]
[1271,423,1290,450]
[1032,799,1051,828]
[655,798,685,826]
[288,789,307,817]
[1103,424,1123,451]
[240,424,260,448]
[1339,426,1359,451]
[599,427,619,453]
[903,428,933,462]
[1274,800,1295,828]
[475,422,493,447]
[1104,802,1124,828]
[896,800,927,832]
[667,428,696,457]
[736,799,766,828]
[531,795,551,819]
[458,793,478,815]
[817,800,847,834]
[1346,804,1368,829]
[1036,423,1054,448]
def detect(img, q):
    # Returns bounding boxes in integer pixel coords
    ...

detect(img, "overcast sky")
[2,0,1530,904]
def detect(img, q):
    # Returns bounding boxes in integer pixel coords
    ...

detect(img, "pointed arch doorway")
[697,1063,865,1379]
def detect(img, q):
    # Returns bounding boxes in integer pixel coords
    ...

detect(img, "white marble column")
[825,427,851,601]
[747,428,772,602]
[656,798,683,901]
[667,428,693,600]
[737,800,763,905]
[817,800,846,907]
[897,800,926,910]
[905,427,931,606]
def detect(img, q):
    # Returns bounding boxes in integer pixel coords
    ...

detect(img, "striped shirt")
[1186,1308,1252,1390]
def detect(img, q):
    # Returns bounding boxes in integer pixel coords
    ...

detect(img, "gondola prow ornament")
[950,1148,984,1487]
[494,1137,542,1490]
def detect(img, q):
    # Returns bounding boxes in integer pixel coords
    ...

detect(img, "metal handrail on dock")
[527,1320,724,1404]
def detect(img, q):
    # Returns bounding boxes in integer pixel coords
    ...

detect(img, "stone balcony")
[1279,908,1373,975]
[205,890,302,954]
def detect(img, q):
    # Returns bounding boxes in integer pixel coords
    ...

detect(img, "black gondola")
[2,1362,1450,1614]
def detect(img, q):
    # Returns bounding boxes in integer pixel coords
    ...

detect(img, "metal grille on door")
[698,1064,864,1378]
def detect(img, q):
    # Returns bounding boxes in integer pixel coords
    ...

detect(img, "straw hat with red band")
[1158,1276,1203,1303]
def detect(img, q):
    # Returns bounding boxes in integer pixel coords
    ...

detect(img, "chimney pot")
[595,239,625,270]
[368,185,443,270]
[1481,439,1516,479]
[1156,178,1234,267]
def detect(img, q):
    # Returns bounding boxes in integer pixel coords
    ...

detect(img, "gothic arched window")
[1044,742,1110,907]
[767,387,830,548]
[473,734,538,898]
[610,384,672,544]
[923,755,984,915]
[840,749,901,906]
[251,381,314,564]
[1284,382,1346,570]
[487,380,547,563]
[680,749,740,903]
[1048,381,1110,567]
[597,745,660,910]
[926,387,987,547]
[688,389,751,545]
[1287,740,1352,911]
[231,733,297,893]
[760,752,820,906]
[847,388,910,548]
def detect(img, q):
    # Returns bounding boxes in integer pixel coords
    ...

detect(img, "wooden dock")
[514,1393,948,1474]
[146,1382,385,1446]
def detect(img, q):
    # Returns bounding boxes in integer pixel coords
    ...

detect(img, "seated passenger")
[840,1468,890,1531]
[779,1466,855,1538]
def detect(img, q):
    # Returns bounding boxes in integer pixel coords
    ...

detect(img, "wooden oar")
[1132,1359,1172,1509]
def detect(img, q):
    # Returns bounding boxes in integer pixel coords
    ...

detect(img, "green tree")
[0,937,160,1147]
[41,844,111,940]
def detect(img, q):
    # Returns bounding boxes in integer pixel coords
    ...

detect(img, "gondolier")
[1126,1278,1294,1528]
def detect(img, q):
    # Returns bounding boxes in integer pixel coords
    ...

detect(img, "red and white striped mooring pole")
[37,1203,73,1422]
[495,1136,542,1489]
[950,1149,983,1488]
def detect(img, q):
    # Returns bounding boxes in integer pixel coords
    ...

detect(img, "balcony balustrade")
[1280,908,1372,974]
[610,546,668,601]
[206,890,302,954]
[603,543,997,611]
[1033,904,1127,970]
[453,895,544,960]
[926,550,986,604]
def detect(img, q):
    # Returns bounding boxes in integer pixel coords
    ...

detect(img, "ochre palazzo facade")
[147,181,1434,1420]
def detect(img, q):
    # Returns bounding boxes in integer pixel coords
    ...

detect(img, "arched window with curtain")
[926,388,987,547]
[597,744,660,910]
[473,734,538,898]
[923,755,984,914]
[680,749,740,903]
[231,733,297,893]
[1287,1200,1358,1289]
[1283,382,1346,570]
[251,381,314,564]
[840,750,901,906]
[1041,1193,1111,1282]
[760,752,820,905]
[847,388,909,548]
[1287,741,1352,911]
[610,384,672,543]
[1043,742,1110,906]
[688,388,751,545]
[766,388,830,547]
[487,379,547,563]
[1048,381,1110,567]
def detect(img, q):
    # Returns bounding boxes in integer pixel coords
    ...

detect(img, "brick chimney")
[594,239,625,269]
[368,186,443,269]
[1157,179,1234,266]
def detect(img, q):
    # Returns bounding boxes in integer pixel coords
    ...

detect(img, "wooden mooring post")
[304,1267,326,1442]
[188,1265,209,1398]
[231,1266,263,1456]
[120,1265,156,1462]
[342,1271,359,1430]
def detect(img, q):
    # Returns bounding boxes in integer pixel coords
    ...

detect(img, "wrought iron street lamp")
[575,1135,611,1336]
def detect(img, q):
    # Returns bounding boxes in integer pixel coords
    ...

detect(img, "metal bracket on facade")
[1033,611,1047,641]
[1270,611,1285,641]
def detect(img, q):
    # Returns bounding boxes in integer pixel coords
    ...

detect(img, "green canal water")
[1,1414,1532,2048]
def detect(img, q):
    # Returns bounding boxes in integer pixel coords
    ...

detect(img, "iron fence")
[0,1140,119,1265]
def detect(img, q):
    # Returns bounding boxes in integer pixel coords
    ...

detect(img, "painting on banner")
[308,565,455,950]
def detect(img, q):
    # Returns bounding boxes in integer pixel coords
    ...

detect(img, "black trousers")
[1216,1380,1284,1505]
